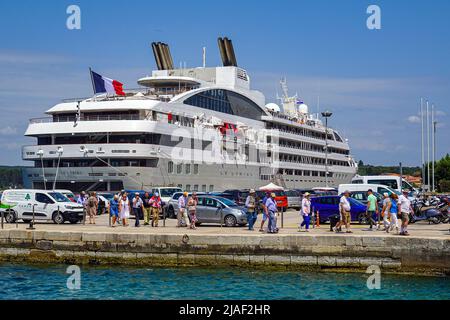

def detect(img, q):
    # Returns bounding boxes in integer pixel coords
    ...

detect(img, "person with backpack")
[149,192,162,227]
[87,191,98,224]
[142,192,152,226]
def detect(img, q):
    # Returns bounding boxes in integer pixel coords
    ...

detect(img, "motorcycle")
[410,200,443,224]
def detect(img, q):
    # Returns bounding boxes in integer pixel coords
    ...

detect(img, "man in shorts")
[398,189,413,236]
[335,190,352,233]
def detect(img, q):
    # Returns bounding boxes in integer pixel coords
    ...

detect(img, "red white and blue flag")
[90,69,125,96]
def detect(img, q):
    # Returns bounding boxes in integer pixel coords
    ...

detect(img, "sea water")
[0,263,448,300]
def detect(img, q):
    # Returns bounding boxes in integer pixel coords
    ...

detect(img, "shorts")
[110,210,119,218]
[340,211,350,224]
[262,213,268,222]
[401,212,409,223]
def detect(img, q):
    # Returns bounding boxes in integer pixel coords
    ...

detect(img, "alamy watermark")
[66,5,81,30]
[66,265,81,290]
[367,5,381,30]
[366,265,381,290]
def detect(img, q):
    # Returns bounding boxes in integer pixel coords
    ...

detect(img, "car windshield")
[160,188,182,197]
[217,197,238,207]
[49,192,71,202]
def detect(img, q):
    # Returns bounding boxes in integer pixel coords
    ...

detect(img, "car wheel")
[4,210,17,223]
[52,211,65,224]
[224,214,237,227]
[358,213,368,225]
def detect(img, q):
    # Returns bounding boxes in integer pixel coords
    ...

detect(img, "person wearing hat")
[132,192,143,227]
[398,189,413,236]
[142,192,152,225]
[335,190,352,233]
[245,189,257,231]
[380,192,391,231]
[299,192,311,232]
[259,192,270,232]
[77,191,88,207]
[265,192,278,233]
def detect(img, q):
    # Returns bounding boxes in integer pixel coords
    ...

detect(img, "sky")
[0,0,449,167]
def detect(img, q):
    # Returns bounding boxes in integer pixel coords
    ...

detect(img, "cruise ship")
[22,38,357,192]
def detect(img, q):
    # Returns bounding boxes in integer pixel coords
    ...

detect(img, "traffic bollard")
[1,211,3,229]
[27,205,36,230]
[83,207,86,225]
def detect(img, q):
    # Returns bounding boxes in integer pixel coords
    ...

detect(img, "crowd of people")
[75,188,413,235]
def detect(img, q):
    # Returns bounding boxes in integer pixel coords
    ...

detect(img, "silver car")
[286,189,301,209]
[194,196,247,227]
[166,192,207,218]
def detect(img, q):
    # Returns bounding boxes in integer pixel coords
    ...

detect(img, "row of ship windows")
[268,123,336,141]
[276,169,349,179]
[279,154,350,167]
[279,139,349,155]
[174,184,214,193]
[167,162,199,175]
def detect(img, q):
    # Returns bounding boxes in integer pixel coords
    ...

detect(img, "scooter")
[410,200,442,224]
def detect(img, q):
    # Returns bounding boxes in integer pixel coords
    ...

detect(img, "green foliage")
[0,166,24,189]
[429,154,450,192]
[357,163,421,177]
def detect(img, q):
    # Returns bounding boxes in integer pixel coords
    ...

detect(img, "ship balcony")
[277,146,351,162]
[275,161,357,174]
[22,143,168,161]
[268,129,349,149]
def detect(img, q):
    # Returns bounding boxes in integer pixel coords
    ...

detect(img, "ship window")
[194,164,199,174]
[168,161,174,173]
[186,184,191,192]
[193,184,199,191]
[177,163,183,174]
[185,164,191,174]
[183,89,264,120]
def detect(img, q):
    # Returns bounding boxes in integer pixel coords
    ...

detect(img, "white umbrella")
[259,182,284,191]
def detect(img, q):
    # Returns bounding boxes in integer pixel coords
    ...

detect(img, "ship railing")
[29,114,141,124]
[61,86,199,103]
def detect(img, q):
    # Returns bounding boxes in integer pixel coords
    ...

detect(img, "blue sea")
[0,263,448,300]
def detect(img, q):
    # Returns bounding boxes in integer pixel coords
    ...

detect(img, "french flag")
[90,69,125,96]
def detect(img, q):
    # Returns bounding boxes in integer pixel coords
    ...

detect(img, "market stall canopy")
[259,183,284,191]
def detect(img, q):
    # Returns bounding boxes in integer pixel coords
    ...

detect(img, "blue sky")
[0,0,449,166]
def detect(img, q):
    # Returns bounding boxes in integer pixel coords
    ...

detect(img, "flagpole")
[89,67,96,95]
[426,100,430,191]
[420,98,424,190]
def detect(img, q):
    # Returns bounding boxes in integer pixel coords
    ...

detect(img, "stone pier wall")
[0,230,448,274]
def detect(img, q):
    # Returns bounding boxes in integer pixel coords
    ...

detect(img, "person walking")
[299,192,311,232]
[142,192,152,226]
[259,192,270,232]
[177,192,189,227]
[187,192,198,229]
[87,191,98,224]
[110,194,119,227]
[245,189,257,231]
[132,193,143,227]
[398,189,412,236]
[335,190,352,233]
[386,193,400,234]
[365,189,378,230]
[77,191,88,206]
[149,192,162,227]
[118,193,130,227]
[380,192,391,231]
[265,193,278,233]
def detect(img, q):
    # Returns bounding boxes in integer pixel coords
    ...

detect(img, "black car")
[223,189,250,206]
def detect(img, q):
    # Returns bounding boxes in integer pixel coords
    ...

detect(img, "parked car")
[193,195,247,227]
[54,189,77,203]
[347,190,383,206]
[0,189,84,224]
[150,187,182,203]
[166,192,207,218]
[310,195,373,224]
[261,189,288,212]
[208,192,235,201]
[285,189,301,209]
[223,189,250,206]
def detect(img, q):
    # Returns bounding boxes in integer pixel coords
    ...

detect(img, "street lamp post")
[321,110,333,187]
[37,149,46,190]
[53,147,64,190]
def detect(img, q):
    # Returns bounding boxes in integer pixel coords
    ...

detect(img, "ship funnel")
[151,42,174,70]
[217,37,238,67]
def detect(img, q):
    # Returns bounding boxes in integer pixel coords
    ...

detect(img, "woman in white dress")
[118,193,130,227]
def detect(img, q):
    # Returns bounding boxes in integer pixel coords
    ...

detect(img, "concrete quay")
[0,213,449,275]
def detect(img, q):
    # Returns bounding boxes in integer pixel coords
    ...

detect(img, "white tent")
[259,182,284,191]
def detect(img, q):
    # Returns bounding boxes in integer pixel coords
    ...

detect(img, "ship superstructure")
[22,38,357,191]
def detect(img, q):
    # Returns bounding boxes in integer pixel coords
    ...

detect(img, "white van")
[0,189,84,224]
[338,184,400,196]
[351,175,418,193]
